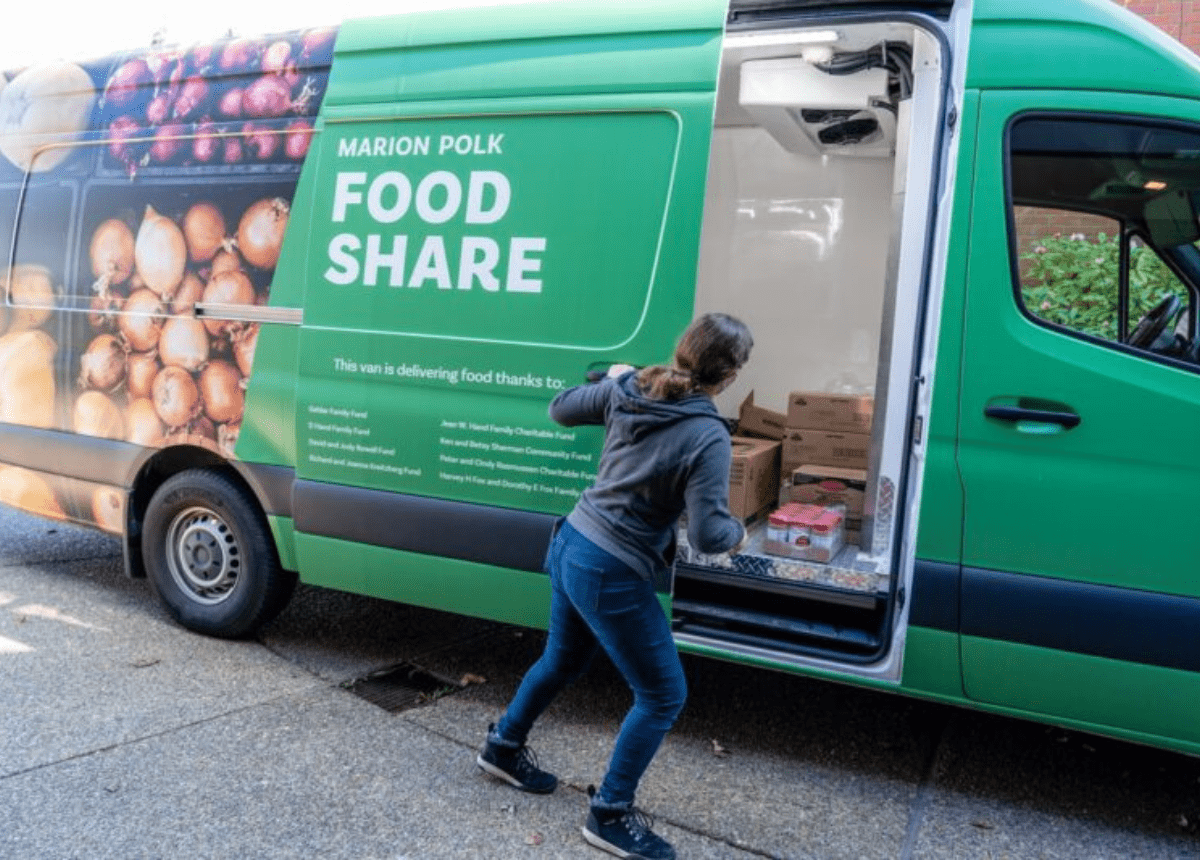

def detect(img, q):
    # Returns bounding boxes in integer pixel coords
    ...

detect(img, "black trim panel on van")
[909,559,959,632]
[910,562,1200,674]
[0,422,142,486]
[962,567,1200,675]
[233,463,294,518]
[292,479,556,574]
[0,422,293,518]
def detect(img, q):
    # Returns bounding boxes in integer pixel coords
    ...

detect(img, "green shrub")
[1021,232,1184,341]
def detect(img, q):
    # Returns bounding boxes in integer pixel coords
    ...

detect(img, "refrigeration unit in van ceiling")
[736,38,906,158]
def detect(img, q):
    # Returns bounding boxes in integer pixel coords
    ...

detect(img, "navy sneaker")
[582,786,676,860]
[475,724,558,794]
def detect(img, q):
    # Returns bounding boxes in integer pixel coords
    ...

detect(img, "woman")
[476,313,753,860]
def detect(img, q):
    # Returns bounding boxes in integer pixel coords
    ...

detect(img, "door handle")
[984,404,1080,430]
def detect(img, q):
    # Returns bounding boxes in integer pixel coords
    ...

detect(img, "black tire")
[142,468,296,638]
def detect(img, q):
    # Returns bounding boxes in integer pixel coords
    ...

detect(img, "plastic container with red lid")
[764,501,845,563]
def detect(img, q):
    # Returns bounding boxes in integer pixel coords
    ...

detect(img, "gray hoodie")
[553,371,745,580]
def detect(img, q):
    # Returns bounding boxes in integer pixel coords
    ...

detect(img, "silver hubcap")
[166,506,240,605]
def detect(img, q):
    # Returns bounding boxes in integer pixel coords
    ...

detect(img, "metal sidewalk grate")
[341,662,463,713]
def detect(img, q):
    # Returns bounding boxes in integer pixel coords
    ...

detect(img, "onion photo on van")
[72,192,291,459]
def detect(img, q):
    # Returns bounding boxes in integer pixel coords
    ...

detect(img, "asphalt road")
[1,506,1198,859]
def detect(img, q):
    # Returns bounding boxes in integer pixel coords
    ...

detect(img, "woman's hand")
[731,523,748,555]
[606,363,636,379]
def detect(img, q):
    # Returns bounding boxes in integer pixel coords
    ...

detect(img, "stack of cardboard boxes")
[726,393,785,524]
[783,391,871,547]
[725,435,783,525]
[731,390,873,562]
[781,393,872,476]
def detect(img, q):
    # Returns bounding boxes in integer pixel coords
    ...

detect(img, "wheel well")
[124,446,261,579]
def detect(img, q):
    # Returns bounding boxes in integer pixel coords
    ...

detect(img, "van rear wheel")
[143,469,295,638]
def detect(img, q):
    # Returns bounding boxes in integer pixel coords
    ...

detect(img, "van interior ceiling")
[678,20,943,663]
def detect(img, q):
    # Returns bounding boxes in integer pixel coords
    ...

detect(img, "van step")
[672,598,881,652]
[674,621,882,659]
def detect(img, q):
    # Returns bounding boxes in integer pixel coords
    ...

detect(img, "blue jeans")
[495,519,687,807]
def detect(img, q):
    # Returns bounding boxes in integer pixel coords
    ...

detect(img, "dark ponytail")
[636,313,753,401]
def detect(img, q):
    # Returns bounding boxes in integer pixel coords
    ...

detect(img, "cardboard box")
[787,391,873,434]
[728,436,781,522]
[737,391,787,440]
[789,465,867,520]
[782,428,869,470]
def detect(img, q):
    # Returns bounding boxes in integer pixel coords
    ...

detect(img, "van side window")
[1014,208,1121,340]
[1008,116,1200,361]
[1015,209,1189,344]
[10,171,74,309]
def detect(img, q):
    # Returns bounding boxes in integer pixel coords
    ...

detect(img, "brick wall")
[1122,1,1200,55]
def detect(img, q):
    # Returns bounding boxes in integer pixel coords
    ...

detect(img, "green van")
[1,0,1199,757]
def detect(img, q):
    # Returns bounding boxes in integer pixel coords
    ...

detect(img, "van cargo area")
[676,16,947,662]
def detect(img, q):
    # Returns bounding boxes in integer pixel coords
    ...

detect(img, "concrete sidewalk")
[3,509,1199,860]
[0,516,769,859]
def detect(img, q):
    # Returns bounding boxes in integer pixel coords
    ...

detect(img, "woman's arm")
[684,434,745,554]
[548,375,619,427]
